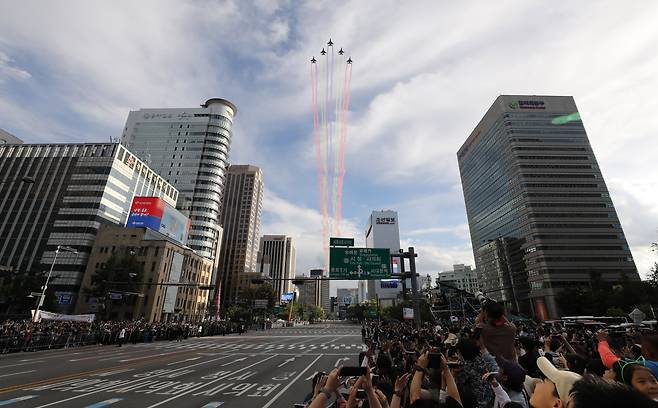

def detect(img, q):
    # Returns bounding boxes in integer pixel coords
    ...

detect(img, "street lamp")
[33,245,77,322]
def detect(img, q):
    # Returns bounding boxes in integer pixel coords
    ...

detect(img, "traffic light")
[292,279,305,285]
[198,285,213,290]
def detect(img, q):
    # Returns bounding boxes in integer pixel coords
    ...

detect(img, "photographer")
[475,299,517,361]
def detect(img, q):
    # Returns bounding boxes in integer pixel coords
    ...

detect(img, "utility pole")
[407,247,421,328]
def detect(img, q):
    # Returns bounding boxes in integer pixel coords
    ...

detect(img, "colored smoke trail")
[310,40,352,269]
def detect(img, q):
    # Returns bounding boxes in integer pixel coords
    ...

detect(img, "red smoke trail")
[335,63,352,234]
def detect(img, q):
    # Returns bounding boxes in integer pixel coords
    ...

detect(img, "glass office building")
[121,98,237,265]
[0,143,177,312]
[458,95,639,319]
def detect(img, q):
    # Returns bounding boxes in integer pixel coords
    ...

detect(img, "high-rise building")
[311,269,331,312]
[120,98,237,264]
[458,95,639,319]
[437,264,479,294]
[0,128,22,145]
[0,143,177,312]
[257,235,295,301]
[336,288,359,306]
[216,165,264,304]
[364,210,401,306]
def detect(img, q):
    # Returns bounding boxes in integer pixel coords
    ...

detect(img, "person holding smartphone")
[407,351,462,407]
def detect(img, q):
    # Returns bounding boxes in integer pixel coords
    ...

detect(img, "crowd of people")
[301,299,658,408]
[0,319,246,354]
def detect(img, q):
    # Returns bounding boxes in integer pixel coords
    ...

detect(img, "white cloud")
[1,0,656,296]
[0,51,31,82]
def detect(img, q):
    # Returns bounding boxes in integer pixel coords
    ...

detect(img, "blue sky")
[1,1,658,294]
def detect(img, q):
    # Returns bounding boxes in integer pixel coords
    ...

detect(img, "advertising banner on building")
[127,197,190,244]
[127,197,165,230]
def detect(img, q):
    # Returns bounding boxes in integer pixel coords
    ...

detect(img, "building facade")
[458,95,639,319]
[121,98,237,264]
[257,235,295,301]
[0,143,176,312]
[364,210,401,306]
[76,225,212,322]
[216,165,264,305]
[0,128,22,145]
[311,269,331,313]
[336,288,359,306]
[437,264,480,294]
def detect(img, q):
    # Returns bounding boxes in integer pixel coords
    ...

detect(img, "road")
[0,322,363,407]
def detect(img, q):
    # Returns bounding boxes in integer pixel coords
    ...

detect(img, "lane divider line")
[0,395,38,406]
[262,354,324,408]
[83,398,123,408]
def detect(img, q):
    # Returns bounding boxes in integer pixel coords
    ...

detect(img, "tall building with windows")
[458,95,639,319]
[364,210,401,306]
[216,165,263,305]
[121,98,237,264]
[0,143,177,312]
[257,235,296,301]
[437,264,479,294]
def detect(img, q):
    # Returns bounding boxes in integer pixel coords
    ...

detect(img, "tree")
[0,269,58,317]
[86,254,144,319]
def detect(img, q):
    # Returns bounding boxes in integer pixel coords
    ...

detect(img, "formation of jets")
[311,39,352,64]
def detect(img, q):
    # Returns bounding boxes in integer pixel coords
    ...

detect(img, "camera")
[475,291,495,305]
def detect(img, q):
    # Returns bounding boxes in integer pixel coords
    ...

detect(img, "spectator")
[529,356,581,408]
[476,300,517,361]
[455,338,498,408]
[569,375,657,408]
[518,337,542,378]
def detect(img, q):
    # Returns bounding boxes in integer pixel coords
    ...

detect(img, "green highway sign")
[329,247,391,280]
[330,237,354,247]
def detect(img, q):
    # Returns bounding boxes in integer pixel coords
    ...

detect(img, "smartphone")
[485,372,499,382]
[356,389,367,399]
[339,366,368,377]
[428,352,442,369]
[371,374,380,386]
[294,405,306,408]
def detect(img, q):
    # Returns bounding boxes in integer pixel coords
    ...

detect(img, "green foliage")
[558,278,658,317]
[87,254,145,319]
[0,270,58,316]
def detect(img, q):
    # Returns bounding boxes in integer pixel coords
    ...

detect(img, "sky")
[1,1,657,296]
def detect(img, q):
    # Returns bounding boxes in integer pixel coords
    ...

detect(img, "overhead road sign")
[329,247,391,280]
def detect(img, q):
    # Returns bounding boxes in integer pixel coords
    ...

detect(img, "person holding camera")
[475,300,517,361]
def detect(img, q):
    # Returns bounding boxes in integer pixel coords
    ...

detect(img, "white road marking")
[0,395,38,406]
[261,354,324,408]
[0,361,45,369]
[335,357,349,367]
[0,369,36,378]
[83,398,123,408]
[277,357,296,367]
[167,357,201,366]
[221,357,247,366]
[145,354,278,407]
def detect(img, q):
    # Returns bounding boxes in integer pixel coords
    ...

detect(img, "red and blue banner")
[127,197,165,230]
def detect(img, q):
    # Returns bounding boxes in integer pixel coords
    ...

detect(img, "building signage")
[143,112,196,120]
[127,197,190,244]
[330,237,354,247]
[127,197,165,231]
[375,217,396,225]
[380,280,398,289]
[508,100,545,110]
[329,247,391,280]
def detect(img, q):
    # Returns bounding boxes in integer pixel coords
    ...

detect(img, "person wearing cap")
[529,356,582,408]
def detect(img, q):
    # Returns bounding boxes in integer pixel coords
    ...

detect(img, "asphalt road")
[0,322,363,407]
